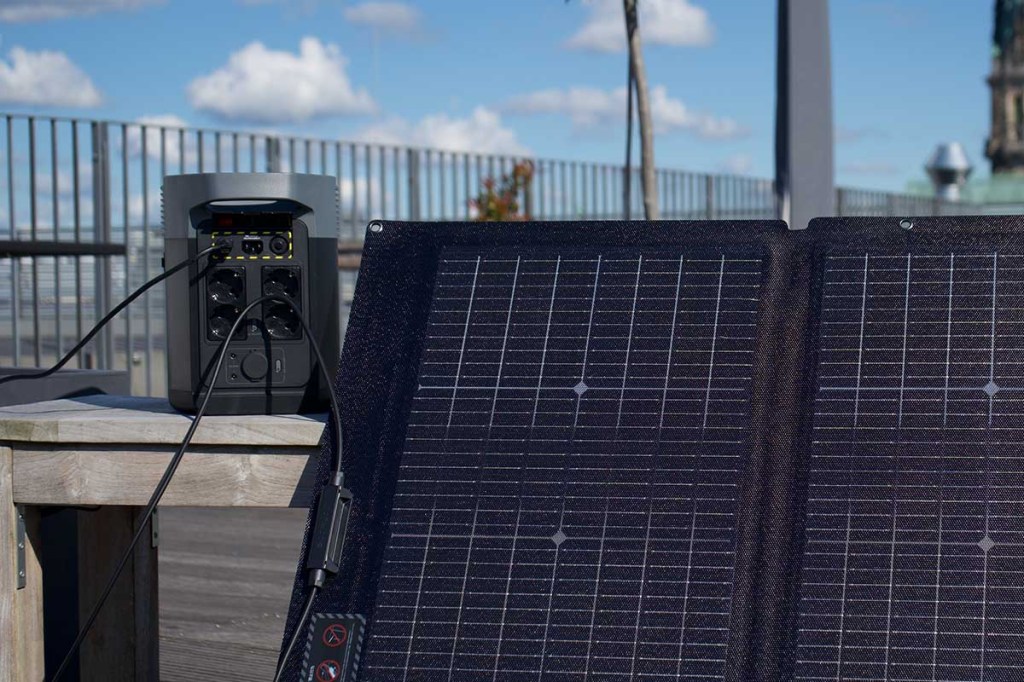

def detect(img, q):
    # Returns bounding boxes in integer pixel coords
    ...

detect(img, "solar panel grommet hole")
[369,221,383,233]
[899,218,914,230]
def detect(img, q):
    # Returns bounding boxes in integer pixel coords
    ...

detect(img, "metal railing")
[0,112,984,396]
[834,188,981,217]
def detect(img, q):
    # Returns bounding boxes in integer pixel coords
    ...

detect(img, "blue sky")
[0,0,995,192]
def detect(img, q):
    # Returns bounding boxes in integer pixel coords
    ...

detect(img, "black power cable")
[275,589,319,682]
[0,243,227,388]
[272,300,350,681]
[48,293,347,681]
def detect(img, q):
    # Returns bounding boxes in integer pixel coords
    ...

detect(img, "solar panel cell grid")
[359,248,764,680]
[794,250,1024,682]
[280,219,1024,682]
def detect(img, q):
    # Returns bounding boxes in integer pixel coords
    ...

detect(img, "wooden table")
[0,395,325,681]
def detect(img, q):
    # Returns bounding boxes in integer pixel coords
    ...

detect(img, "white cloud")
[343,2,422,35]
[718,154,753,175]
[126,115,196,167]
[358,107,530,156]
[0,47,102,108]
[504,85,747,140]
[567,0,714,53]
[187,37,376,124]
[0,0,161,22]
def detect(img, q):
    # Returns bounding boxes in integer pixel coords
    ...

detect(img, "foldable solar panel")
[280,216,1024,682]
[786,217,1024,682]
[278,220,796,681]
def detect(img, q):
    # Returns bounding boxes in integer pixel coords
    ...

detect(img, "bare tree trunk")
[624,0,659,220]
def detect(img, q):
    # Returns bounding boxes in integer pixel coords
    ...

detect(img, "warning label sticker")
[302,614,365,682]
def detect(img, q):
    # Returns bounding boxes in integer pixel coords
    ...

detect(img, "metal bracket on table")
[15,505,26,589]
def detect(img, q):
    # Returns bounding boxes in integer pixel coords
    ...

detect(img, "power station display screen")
[212,211,293,230]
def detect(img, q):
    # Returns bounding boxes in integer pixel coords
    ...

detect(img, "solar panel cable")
[49,293,345,681]
[4,242,348,680]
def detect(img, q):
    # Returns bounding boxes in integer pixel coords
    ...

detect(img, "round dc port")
[208,269,244,304]
[269,235,289,255]
[264,304,301,339]
[208,305,241,339]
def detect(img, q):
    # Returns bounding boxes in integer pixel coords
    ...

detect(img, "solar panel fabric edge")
[786,215,1024,682]
[278,219,799,682]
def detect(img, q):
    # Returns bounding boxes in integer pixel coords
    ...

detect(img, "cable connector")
[305,473,353,588]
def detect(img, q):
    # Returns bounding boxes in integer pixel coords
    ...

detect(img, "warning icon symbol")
[315,659,341,682]
[322,623,348,648]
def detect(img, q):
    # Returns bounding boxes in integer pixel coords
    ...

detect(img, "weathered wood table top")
[0,394,328,508]
[0,394,328,681]
[0,394,326,445]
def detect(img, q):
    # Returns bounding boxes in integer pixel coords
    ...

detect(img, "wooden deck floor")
[158,507,308,681]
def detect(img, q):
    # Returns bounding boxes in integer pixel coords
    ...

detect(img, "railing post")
[524,159,536,219]
[266,137,283,173]
[90,121,113,370]
[835,188,845,217]
[705,175,716,220]
[407,148,421,220]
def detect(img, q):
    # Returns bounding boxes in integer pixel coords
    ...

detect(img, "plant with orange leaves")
[469,161,534,221]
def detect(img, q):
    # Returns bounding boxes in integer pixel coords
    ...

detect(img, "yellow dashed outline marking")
[212,230,293,261]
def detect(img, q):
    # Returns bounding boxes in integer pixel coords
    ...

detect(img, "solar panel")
[791,218,1024,682]
[366,249,761,680]
[281,217,1024,682]
[278,221,787,681]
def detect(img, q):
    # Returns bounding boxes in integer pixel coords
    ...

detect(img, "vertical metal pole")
[705,175,716,220]
[393,147,401,219]
[7,117,20,366]
[51,120,62,359]
[197,130,205,173]
[91,121,113,369]
[72,121,83,366]
[121,125,132,389]
[141,126,152,395]
[365,145,373,219]
[776,0,835,229]
[463,155,470,220]
[425,150,434,220]
[266,137,282,173]
[438,151,446,220]
[349,144,358,233]
[28,118,40,367]
[379,147,387,219]
[407,148,421,221]
[524,158,536,219]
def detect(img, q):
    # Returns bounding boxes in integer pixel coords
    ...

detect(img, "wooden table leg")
[0,445,45,681]
[78,506,158,681]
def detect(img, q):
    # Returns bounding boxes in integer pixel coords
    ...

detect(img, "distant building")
[987,0,1024,173]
